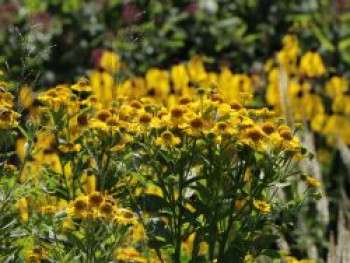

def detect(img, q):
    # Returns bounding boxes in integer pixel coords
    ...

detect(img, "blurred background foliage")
[1,0,350,86]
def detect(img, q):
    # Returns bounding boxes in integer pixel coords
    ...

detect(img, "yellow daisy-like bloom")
[71,78,92,92]
[212,121,235,136]
[326,75,348,99]
[186,116,204,137]
[138,112,152,125]
[19,85,35,109]
[115,248,146,263]
[88,191,104,208]
[25,252,41,263]
[171,63,190,92]
[240,126,266,151]
[245,126,265,142]
[155,131,181,147]
[299,50,326,78]
[115,208,137,225]
[167,106,186,127]
[25,247,47,263]
[284,256,314,263]
[304,175,321,188]
[90,70,114,106]
[40,205,56,215]
[99,50,120,74]
[17,197,29,222]
[99,201,116,219]
[253,200,271,213]
[261,122,275,135]
[188,56,207,83]
[58,142,82,153]
[67,195,89,219]
[0,109,19,129]
[284,256,299,263]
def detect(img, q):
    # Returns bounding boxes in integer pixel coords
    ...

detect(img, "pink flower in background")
[91,48,105,68]
[29,12,52,31]
[0,3,20,26]
[185,2,198,16]
[122,3,142,24]
[0,3,19,13]
[335,0,349,12]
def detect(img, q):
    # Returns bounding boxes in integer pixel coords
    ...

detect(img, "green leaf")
[253,234,280,250]
[66,232,85,251]
[262,249,282,259]
[137,194,169,212]
[312,26,335,52]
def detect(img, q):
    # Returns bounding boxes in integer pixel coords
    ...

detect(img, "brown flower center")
[139,113,152,124]
[178,97,191,105]
[77,114,88,126]
[100,202,113,214]
[279,130,293,140]
[74,199,87,211]
[162,131,173,141]
[96,110,111,122]
[247,128,263,142]
[171,107,183,118]
[190,117,204,129]
[261,123,275,134]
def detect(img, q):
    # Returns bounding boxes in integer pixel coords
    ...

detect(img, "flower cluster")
[67,192,136,224]
[0,76,19,129]
[0,52,320,262]
[265,34,350,145]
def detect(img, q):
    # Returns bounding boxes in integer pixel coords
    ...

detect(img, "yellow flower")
[115,248,146,263]
[155,131,181,147]
[71,78,92,92]
[212,121,235,136]
[58,142,82,153]
[133,222,146,242]
[284,256,299,263]
[168,106,186,127]
[261,122,275,135]
[171,63,190,92]
[300,51,326,78]
[304,175,321,188]
[284,256,314,263]
[25,247,47,263]
[266,68,280,107]
[115,208,137,225]
[311,114,327,132]
[186,116,204,136]
[234,199,246,211]
[25,252,41,263]
[88,191,104,208]
[138,112,152,125]
[99,201,116,219]
[90,70,114,106]
[17,198,29,222]
[41,205,56,215]
[188,56,207,82]
[145,68,170,100]
[0,108,19,129]
[67,196,89,219]
[19,85,35,109]
[142,186,163,197]
[253,200,271,213]
[99,50,120,73]
[85,175,96,194]
[240,126,266,151]
[326,75,348,99]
